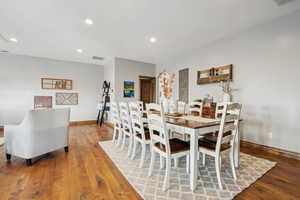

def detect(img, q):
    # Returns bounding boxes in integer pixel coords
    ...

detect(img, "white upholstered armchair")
[4,108,70,165]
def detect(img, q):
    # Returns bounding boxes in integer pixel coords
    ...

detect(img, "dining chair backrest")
[128,102,145,140]
[168,100,177,113]
[146,103,170,154]
[111,102,121,127]
[215,103,224,119]
[189,101,203,116]
[216,103,242,153]
[137,101,144,112]
[119,102,132,135]
[177,101,186,114]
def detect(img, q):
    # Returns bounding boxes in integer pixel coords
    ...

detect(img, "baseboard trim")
[241,140,300,161]
[70,120,97,126]
[104,121,114,128]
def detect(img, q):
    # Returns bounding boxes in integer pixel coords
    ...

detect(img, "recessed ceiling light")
[77,49,83,53]
[85,18,93,25]
[9,38,18,43]
[149,37,157,43]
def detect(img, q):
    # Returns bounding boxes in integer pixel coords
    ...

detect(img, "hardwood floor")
[0,125,142,200]
[0,125,299,200]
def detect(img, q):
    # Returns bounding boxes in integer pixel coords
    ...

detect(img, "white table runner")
[171,115,220,123]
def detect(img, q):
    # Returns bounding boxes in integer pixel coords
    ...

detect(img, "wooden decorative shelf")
[197,64,233,85]
[41,78,73,90]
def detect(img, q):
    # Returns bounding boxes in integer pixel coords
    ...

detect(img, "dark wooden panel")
[179,68,189,103]
[139,76,156,105]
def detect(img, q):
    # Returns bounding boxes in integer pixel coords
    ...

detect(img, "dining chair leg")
[186,155,190,174]
[148,148,156,176]
[230,148,237,180]
[202,153,206,166]
[215,156,223,190]
[112,128,117,144]
[131,138,137,160]
[163,157,171,191]
[183,134,188,141]
[117,130,122,147]
[121,134,126,150]
[127,136,133,157]
[139,143,146,168]
[160,155,165,169]
[174,158,179,168]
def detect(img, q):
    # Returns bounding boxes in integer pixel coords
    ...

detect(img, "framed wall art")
[41,78,72,90]
[56,93,78,105]
[197,64,233,85]
[34,96,53,109]
[123,81,134,98]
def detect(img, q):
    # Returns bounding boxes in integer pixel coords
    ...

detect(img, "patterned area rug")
[99,141,276,200]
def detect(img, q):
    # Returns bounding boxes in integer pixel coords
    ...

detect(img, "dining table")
[142,112,241,191]
[165,115,241,191]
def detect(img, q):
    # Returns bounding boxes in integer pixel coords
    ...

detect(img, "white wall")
[103,57,115,94]
[0,54,104,125]
[157,11,300,153]
[114,57,156,101]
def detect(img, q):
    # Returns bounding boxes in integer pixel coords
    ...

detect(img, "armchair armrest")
[4,124,29,157]
[4,125,20,141]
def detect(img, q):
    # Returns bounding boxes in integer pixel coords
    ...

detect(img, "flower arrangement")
[219,81,237,102]
[158,70,176,100]
[219,81,233,94]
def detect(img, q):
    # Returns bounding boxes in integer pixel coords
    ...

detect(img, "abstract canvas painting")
[123,81,134,97]
[56,93,78,105]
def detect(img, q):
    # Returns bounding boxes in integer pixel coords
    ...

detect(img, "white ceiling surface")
[1,0,300,65]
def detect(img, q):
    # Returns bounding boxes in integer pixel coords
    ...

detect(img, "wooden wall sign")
[197,64,233,85]
[56,93,78,105]
[41,78,73,90]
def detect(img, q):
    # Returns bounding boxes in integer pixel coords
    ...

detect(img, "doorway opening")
[139,76,156,107]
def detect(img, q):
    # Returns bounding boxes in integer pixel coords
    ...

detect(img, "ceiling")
[1,0,300,65]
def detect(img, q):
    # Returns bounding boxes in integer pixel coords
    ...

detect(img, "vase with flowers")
[158,70,176,113]
[219,81,235,102]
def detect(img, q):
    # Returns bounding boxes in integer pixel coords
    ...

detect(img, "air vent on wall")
[274,0,295,6]
[92,56,105,61]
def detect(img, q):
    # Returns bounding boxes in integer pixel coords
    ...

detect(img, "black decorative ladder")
[97,81,111,127]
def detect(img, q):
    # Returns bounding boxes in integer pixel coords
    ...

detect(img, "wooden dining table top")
[143,112,241,130]
[165,116,222,129]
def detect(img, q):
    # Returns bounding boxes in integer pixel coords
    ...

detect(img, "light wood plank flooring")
[0,125,299,200]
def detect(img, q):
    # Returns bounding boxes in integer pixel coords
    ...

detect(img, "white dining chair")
[111,102,123,146]
[177,101,186,114]
[198,103,242,189]
[119,102,133,157]
[129,102,151,168]
[215,102,224,119]
[189,101,203,116]
[147,103,190,191]
[168,100,177,113]
[137,101,144,112]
